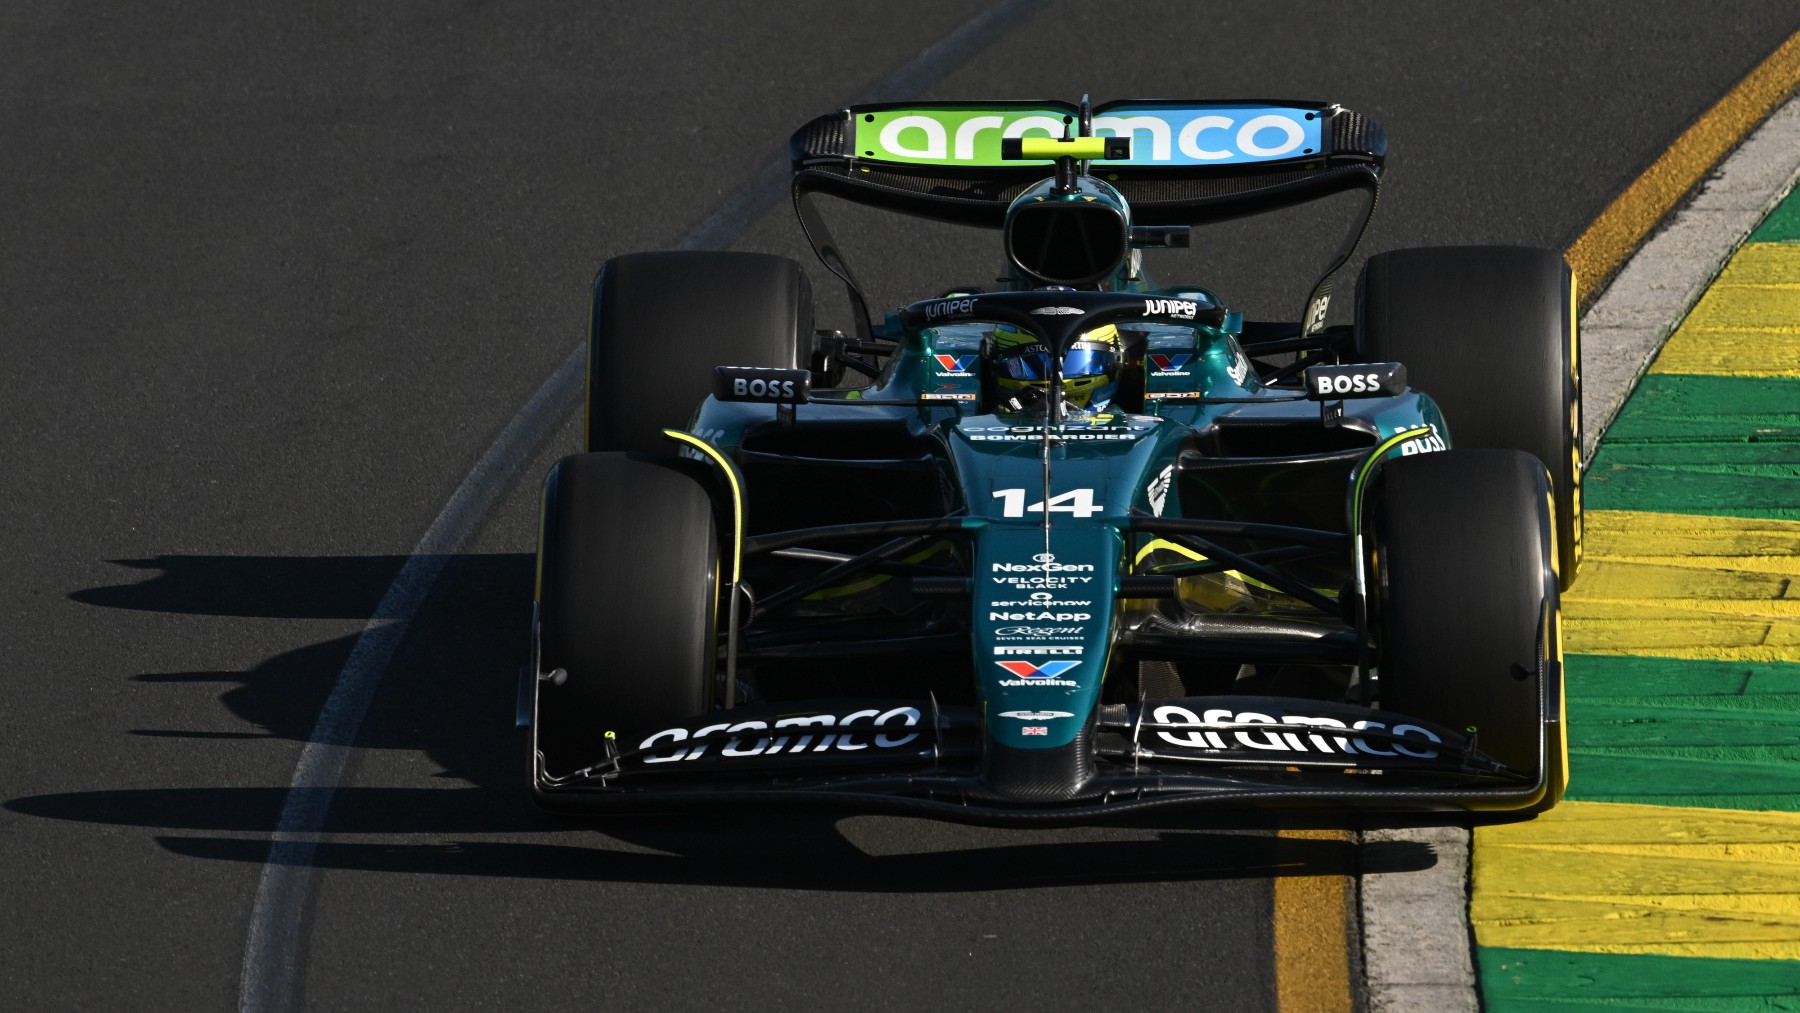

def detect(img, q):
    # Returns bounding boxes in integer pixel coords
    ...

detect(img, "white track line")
[1356,93,1800,1013]
[235,3,1047,1010]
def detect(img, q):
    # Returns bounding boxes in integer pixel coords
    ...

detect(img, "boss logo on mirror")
[1302,362,1406,400]
[714,366,811,403]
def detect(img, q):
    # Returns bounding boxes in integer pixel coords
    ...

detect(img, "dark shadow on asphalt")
[67,552,534,753]
[144,827,1435,891]
[71,554,418,618]
[38,550,1448,891]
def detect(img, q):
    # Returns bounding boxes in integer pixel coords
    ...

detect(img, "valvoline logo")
[934,354,976,373]
[996,660,1080,680]
[1149,353,1192,372]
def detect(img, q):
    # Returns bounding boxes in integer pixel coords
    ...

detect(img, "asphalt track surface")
[6,3,1800,1010]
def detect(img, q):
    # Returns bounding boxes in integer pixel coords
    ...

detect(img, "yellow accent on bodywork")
[662,430,744,584]
[1568,268,1584,582]
[1018,136,1109,159]
[804,540,957,600]
[1351,428,1433,529]
[1133,538,1337,604]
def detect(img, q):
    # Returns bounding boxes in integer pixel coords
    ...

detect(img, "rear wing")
[788,99,1386,340]
[789,99,1385,227]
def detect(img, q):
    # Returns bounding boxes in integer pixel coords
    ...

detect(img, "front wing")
[530,694,1555,824]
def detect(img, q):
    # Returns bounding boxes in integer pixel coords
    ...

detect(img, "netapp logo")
[990,611,1090,622]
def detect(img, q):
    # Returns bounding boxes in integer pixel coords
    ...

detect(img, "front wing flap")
[532,694,1551,823]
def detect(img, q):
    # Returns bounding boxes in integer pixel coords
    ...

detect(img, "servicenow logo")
[854,105,1322,167]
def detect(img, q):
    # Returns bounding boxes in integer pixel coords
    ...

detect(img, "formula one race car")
[522,97,1581,822]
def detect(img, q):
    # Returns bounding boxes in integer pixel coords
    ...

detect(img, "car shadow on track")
[144,823,1438,892]
[33,551,1442,891]
[70,553,414,618]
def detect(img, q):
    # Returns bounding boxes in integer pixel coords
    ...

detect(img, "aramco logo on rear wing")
[856,106,1322,167]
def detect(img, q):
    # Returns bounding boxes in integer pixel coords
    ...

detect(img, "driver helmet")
[990,323,1121,410]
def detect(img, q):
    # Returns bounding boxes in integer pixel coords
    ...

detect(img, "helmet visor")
[999,341,1117,381]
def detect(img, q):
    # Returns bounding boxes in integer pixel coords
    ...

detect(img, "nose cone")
[1004,177,1130,287]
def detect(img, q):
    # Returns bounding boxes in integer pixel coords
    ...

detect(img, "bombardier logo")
[1143,298,1199,320]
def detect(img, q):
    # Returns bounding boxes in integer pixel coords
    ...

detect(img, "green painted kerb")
[1478,948,1800,1011]
[1565,654,1800,810]
[1748,185,1800,242]
[1585,374,1800,519]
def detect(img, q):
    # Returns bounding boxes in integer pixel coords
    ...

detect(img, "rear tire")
[1359,246,1581,589]
[534,452,720,780]
[1375,449,1565,813]
[588,251,813,452]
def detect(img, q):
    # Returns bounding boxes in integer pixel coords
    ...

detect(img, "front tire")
[533,452,721,781]
[1375,449,1566,814]
[1359,246,1581,589]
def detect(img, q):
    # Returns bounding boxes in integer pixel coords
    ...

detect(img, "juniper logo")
[854,105,1321,168]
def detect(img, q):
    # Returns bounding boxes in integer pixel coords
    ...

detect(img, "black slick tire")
[1375,449,1566,814]
[1358,246,1581,589]
[587,251,813,453]
[533,452,720,783]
